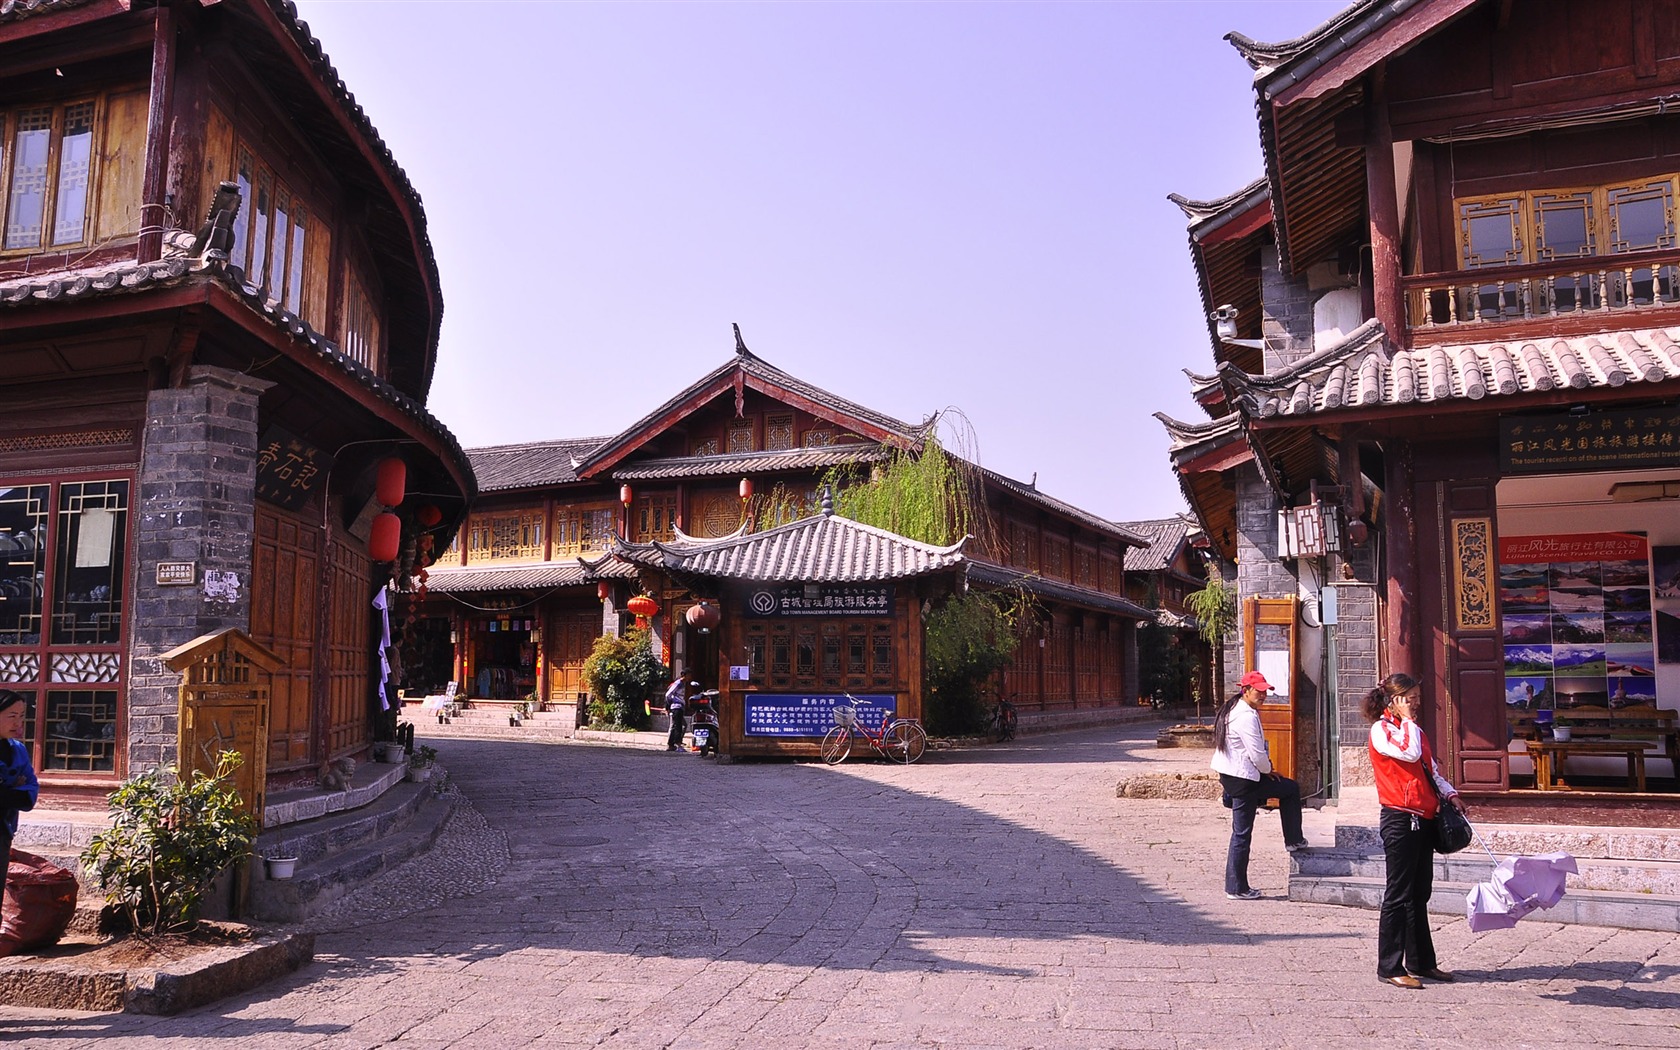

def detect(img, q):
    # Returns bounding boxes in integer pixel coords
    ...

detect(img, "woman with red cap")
[1210,671,1307,899]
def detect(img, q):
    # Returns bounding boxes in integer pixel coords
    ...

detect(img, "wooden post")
[139,5,175,263]
[1365,68,1404,346]
[1383,440,1420,682]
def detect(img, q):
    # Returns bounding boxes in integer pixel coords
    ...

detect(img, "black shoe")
[1285,840,1309,852]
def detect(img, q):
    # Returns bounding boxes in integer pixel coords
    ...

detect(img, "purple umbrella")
[1464,821,1578,932]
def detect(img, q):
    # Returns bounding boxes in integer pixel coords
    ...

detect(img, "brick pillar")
[1260,246,1317,373]
[124,366,272,774]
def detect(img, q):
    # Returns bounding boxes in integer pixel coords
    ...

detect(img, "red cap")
[1240,671,1275,693]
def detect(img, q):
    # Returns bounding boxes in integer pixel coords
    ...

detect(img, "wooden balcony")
[1403,248,1680,345]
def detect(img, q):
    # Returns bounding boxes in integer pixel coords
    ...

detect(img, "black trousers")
[666,709,687,751]
[1218,772,1304,895]
[1377,806,1439,978]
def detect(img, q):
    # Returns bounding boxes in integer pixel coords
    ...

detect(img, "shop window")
[766,414,795,452]
[554,503,616,556]
[43,688,115,772]
[3,101,96,251]
[51,481,128,646]
[0,486,49,645]
[727,421,755,454]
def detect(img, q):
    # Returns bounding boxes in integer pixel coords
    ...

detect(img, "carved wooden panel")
[1453,517,1495,630]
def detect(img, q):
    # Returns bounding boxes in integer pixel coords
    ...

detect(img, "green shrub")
[580,626,667,729]
[80,750,258,934]
[923,590,1026,735]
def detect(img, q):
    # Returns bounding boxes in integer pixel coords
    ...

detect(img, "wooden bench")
[1510,704,1678,789]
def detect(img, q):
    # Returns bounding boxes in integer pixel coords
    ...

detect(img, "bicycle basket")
[832,705,857,727]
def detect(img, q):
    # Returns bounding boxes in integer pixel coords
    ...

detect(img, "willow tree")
[822,430,976,547]
[1184,573,1237,722]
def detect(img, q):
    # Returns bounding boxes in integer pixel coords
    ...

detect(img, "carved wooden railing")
[1403,247,1680,333]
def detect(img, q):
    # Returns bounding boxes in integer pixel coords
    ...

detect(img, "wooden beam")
[1365,69,1405,350]
[138,4,174,263]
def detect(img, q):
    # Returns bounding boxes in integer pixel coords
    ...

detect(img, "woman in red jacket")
[1365,673,1467,989]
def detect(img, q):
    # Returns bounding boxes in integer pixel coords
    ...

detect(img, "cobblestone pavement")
[3,724,1678,1048]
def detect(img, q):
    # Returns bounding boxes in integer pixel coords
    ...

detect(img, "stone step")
[1289,872,1680,932]
[245,774,456,923]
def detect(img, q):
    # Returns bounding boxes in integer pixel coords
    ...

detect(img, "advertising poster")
[1498,533,1659,722]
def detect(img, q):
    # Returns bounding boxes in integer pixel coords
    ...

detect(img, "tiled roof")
[0,232,476,498]
[1225,322,1680,420]
[964,560,1151,619]
[1115,516,1196,573]
[0,0,93,22]
[577,346,932,475]
[1153,411,1244,456]
[1225,0,1394,79]
[424,556,637,594]
[977,466,1147,547]
[468,438,611,492]
[612,445,892,481]
[611,507,966,583]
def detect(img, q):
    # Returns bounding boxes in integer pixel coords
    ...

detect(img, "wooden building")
[1115,514,1213,709]
[1160,0,1680,823]
[0,1,474,807]
[420,339,1151,744]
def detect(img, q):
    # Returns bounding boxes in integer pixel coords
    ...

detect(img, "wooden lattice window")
[465,509,545,564]
[1043,536,1068,580]
[341,269,381,371]
[727,421,755,454]
[691,438,719,456]
[803,428,834,448]
[1011,521,1040,572]
[228,145,315,315]
[766,414,795,452]
[692,491,743,538]
[553,503,616,556]
[1101,554,1122,593]
[756,618,893,691]
[1073,546,1096,588]
[632,492,678,543]
[3,100,96,251]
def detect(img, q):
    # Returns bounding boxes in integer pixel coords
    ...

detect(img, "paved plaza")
[2,723,1677,1048]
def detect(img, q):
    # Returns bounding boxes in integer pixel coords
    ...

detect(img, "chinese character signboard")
[742,584,894,617]
[744,693,897,737]
[255,426,333,510]
[1500,408,1680,475]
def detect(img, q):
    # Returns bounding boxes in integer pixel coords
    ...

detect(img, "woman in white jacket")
[1210,671,1307,899]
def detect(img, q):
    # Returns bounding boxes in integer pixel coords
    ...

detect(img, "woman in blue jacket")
[0,690,39,862]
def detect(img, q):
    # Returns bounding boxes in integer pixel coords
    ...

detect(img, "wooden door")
[1244,597,1299,780]
[324,536,372,758]
[250,505,318,770]
[545,609,599,703]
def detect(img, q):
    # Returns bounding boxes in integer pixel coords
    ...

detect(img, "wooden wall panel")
[325,537,372,758]
[202,103,234,221]
[94,90,150,241]
[250,505,319,771]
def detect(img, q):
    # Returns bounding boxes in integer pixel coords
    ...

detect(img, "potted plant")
[264,849,299,880]
[376,739,406,763]
[406,744,438,782]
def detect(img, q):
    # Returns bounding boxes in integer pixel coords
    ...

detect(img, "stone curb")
[0,928,314,1015]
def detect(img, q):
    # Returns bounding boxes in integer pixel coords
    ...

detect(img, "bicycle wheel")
[883,720,927,764]
[820,726,852,765]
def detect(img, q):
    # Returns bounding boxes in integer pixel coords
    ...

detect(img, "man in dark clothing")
[661,676,690,752]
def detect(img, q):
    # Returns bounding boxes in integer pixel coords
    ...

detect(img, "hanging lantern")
[685,601,720,633]
[375,457,407,507]
[626,593,659,620]
[416,504,443,527]
[369,512,402,562]
[596,581,611,602]
[739,477,753,502]
[418,533,435,553]
[620,483,633,507]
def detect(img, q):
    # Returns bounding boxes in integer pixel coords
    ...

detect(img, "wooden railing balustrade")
[1403,247,1680,334]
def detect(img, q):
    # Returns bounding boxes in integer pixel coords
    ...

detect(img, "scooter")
[689,689,721,757]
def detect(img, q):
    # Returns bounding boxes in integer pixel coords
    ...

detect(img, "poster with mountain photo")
[1498,532,1657,716]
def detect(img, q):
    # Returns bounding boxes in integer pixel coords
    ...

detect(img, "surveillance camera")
[1211,304,1239,321]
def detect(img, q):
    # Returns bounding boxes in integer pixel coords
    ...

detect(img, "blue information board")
[743,693,897,737]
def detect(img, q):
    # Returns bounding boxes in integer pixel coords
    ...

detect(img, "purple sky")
[291,0,1347,522]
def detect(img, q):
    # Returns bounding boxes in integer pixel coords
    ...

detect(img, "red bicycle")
[820,699,927,765]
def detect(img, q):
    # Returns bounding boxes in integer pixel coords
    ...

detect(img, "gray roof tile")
[964,560,1150,619]
[612,445,892,481]
[424,557,637,594]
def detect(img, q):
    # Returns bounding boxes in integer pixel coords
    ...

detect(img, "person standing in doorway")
[0,690,38,862]
[1365,673,1465,989]
[1210,671,1307,900]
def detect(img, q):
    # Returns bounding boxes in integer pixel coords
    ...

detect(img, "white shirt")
[1210,697,1273,780]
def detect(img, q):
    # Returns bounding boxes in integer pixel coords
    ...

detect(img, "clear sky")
[290,0,1347,523]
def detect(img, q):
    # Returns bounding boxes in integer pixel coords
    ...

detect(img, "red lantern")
[739,478,753,502]
[369,512,402,562]
[596,581,611,601]
[685,602,720,633]
[620,483,633,507]
[416,504,443,527]
[375,457,407,508]
[626,593,659,620]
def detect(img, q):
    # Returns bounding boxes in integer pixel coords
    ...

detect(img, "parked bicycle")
[988,696,1018,743]
[820,699,927,765]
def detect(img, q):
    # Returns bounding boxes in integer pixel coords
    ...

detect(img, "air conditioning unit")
[1278,502,1342,559]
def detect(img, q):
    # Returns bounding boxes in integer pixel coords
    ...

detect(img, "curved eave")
[964,560,1151,620]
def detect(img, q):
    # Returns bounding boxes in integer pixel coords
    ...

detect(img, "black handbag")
[1434,799,1473,854]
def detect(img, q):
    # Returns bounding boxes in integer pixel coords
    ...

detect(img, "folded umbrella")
[1464,821,1578,932]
